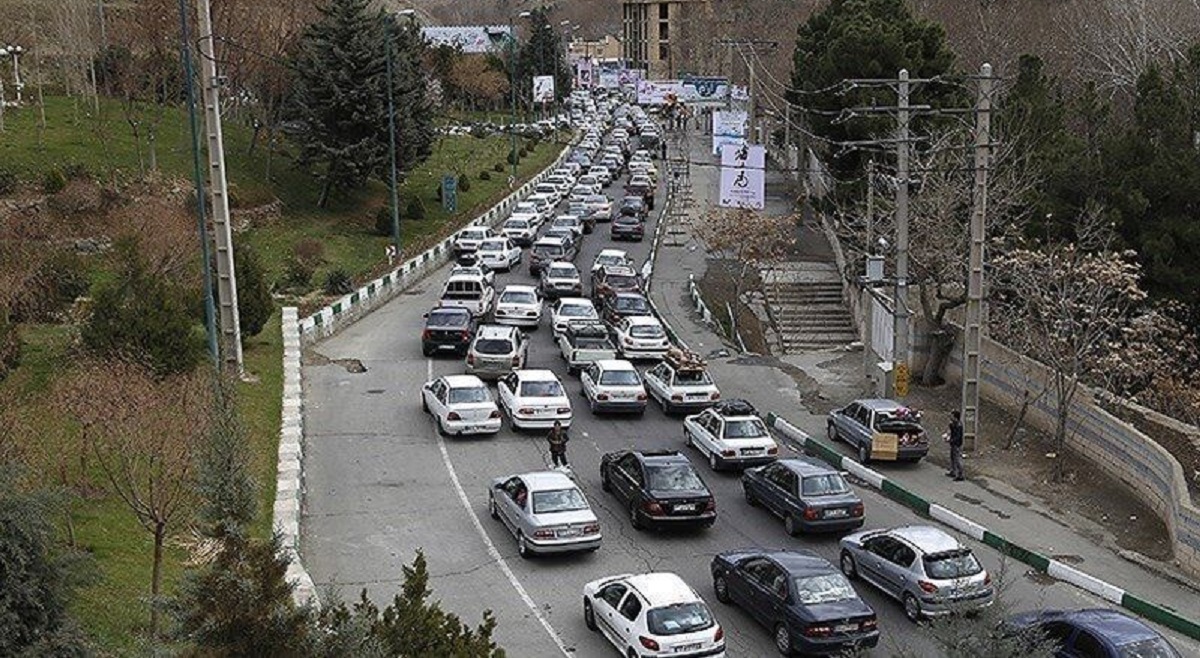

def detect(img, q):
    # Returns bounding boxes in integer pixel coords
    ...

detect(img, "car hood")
[795,597,875,622]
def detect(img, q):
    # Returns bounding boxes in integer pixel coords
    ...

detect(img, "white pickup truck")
[556,321,617,374]
[439,272,495,318]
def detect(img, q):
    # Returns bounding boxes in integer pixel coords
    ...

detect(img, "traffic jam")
[411,87,1181,658]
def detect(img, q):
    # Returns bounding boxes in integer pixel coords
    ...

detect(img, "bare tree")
[450,55,509,111]
[1059,0,1200,93]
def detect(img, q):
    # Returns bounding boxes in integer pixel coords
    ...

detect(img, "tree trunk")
[920,328,953,386]
[148,129,157,172]
[150,520,164,639]
[1005,388,1031,450]
[318,161,337,208]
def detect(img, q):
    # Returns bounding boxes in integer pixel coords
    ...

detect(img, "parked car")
[501,217,538,247]
[643,348,721,414]
[497,369,573,430]
[583,572,725,658]
[420,374,502,436]
[600,450,716,530]
[598,292,653,325]
[683,399,778,471]
[493,284,542,329]
[610,214,645,241]
[529,236,576,276]
[839,525,995,622]
[742,458,865,535]
[549,297,600,334]
[710,549,878,656]
[539,262,584,298]
[557,321,618,373]
[439,272,495,318]
[827,399,930,463]
[580,359,647,415]
[420,306,476,357]
[476,237,522,272]
[1002,609,1183,658]
[488,471,601,558]
[466,324,528,380]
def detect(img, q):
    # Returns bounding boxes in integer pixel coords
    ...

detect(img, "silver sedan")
[488,471,601,558]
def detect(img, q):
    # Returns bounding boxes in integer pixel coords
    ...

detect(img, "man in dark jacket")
[945,411,964,481]
[547,420,569,467]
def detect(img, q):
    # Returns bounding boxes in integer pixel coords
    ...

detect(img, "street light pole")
[386,9,415,260]
[509,11,530,179]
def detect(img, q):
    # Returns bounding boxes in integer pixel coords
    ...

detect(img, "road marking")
[427,358,573,657]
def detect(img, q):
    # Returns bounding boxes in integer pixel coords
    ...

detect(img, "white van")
[440,273,495,318]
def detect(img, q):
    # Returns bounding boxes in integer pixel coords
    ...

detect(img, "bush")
[63,162,90,181]
[323,269,353,296]
[374,206,396,237]
[493,162,505,173]
[518,147,529,158]
[435,184,442,202]
[479,170,491,181]
[42,168,67,195]
[506,149,519,165]
[17,250,93,322]
[406,197,426,220]
[0,167,17,196]
[457,174,471,193]
[282,239,324,290]
[232,242,273,339]
[0,310,20,380]
[283,259,313,289]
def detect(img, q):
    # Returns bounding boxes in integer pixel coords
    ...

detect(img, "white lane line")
[427,358,572,657]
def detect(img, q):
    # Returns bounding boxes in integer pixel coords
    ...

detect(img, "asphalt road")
[301,150,1156,657]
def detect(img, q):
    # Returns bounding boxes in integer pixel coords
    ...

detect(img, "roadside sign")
[894,361,910,397]
[442,174,457,213]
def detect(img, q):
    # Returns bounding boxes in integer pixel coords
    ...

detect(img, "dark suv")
[421,306,476,356]
[600,450,716,530]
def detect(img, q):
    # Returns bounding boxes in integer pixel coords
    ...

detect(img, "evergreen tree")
[231,242,274,340]
[387,17,435,179]
[290,0,388,208]
[195,380,257,540]
[515,7,571,108]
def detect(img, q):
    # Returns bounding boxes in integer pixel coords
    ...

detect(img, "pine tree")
[387,17,435,179]
[231,242,274,340]
[516,7,572,107]
[290,0,389,208]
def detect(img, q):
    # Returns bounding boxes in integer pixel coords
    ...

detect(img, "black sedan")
[742,459,865,536]
[710,549,879,656]
[610,214,644,241]
[598,292,653,326]
[421,306,476,356]
[600,449,716,530]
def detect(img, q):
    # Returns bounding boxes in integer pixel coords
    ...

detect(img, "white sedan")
[501,217,538,247]
[497,369,573,430]
[476,237,522,272]
[580,359,647,415]
[494,285,543,328]
[683,401,779,471]
[611,316,670,360]
[540,262,584,298]
[549,297,600,334]
[592,248,630,273]
[421,375,502,436]
[583,572,726,658]
[644,354,721,415]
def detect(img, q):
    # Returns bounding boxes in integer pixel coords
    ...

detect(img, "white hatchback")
[583,572,725,658]
[684,400,779,471]
[580,359,647,415]
[420,374,502,436]
[494,285,543,329]
[497,369,573,430]
[612,316,670,360]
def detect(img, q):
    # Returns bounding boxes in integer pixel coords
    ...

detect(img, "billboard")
[575,60,594,88]
[532,75,555,103]
[618,68,644,86]
[720,143,766,170]
[637,79,684,105]
[681,76,730,105]
[421,26,511,53]
[719,167,765,210]
[711,109,748,154]
[598,70,620,89]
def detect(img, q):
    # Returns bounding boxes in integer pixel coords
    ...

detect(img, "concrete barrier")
[274,307,317,606]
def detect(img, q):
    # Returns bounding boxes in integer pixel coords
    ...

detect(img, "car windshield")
[630,325,663,338]
[598,255,624,267]
[599,370,640,386]
[675,370,712,385]
[532,244,563,257]
[531,488,589,514]
[923,550,983,579]
[1118,637,1181,658]
[646,464,705,492]
[587,195,608,204]
[448,387,490,404]
[473,339,513,355]
[576,336,611,349]
[500,291,537,305]
[459,230,486,240]
[560,304,593,317]
[547,266,576,278]
[614,297,649,312]
[519,380,564,397]
[723,419,768,439]
[793,574,857,605]
[606,274,637,289]
[646,602,715,636]
[428,311,469,327]
[801,474,851,496]
[553,219,578,228]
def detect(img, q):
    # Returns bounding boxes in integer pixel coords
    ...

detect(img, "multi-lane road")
[300,137,1192,657]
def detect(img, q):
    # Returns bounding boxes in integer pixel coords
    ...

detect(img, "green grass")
[239,313,284,541]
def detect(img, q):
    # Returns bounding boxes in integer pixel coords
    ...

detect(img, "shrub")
[283,259,313,289]
[291,239,325,267]
[374,206,396,237]
[283,239,324,290]
[323,269,353,296]
[506,149,519,165]
[42,168,67,195]
[0,310,20,380]
[406,197,425,220]
[63,161,90,181]
[457,174,471,193]
[435,184,443,202]
[518,147,529,158]
[232,242,273,339]
[493,162,505,173]
[479,170,491,181]
[0,167,17,196]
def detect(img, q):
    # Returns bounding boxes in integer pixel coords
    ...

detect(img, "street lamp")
[509,10,531,180]
[386,9,417,260]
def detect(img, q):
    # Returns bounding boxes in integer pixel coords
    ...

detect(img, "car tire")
[744,485,758,507]
[713,574,731,603]
[840,551,859,580]
[708,451,720,472]
[903,593,922,623]
[784,515,800,537]
[601,469,612,492]
[489,494,499,520]
[857,442,871,464]
[584,598,597,631]
[774,624,793,656]
[421,395,429,413]
[517,533,533,560]
[827,422,838,442]
[628,502,644,531]
[422,345,433,357]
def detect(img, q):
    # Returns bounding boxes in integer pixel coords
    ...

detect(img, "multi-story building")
[621,0,709,79]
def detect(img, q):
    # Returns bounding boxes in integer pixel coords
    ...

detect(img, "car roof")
[442,374,486,388]
[429,305,470,316]
[775,458,841,478]
[625,315,660,326]
[613,292,647,300]
[764,549,836,577]
[889,526,962,554]
[501,284,538,294]
[634,449,688,465]
[515,369,558,381]
[480,237,507,245]
[598,249,627,257]
[459,227,489,235]
[445,273,486,283]
[477,324,518,338]
[595,359,636,370]
[601,265,638,276]
[857,399,905,411]
[533,237,565,247]
[1050,609,1162,644]
[624,573,699,608]
[521,470,577,491]
[546,262,578,272]
[558,297,593,306]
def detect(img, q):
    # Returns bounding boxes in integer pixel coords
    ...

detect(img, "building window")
[659,21,668,41]
[659,42,669,61]
[659,2,669,19]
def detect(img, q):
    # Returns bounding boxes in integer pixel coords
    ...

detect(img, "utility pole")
[893,69,911,398]
[385,18,401,259]
[197,0,243,372]
[961,63,993,451]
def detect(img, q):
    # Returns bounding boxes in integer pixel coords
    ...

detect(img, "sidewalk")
[647,125,1200,646]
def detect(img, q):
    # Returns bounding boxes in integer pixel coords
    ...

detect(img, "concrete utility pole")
[893,69,911,398]
[961,63,993,452]
[196,0,243,372]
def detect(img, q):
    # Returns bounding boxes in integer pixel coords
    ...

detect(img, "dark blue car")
[742,459,865,536]
[1005,609,1181,657]
[710,548,879,656]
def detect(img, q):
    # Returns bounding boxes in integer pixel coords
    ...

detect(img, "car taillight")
[803,624,833,638]
[714,625,724,642]
[597,393,610,401]
[556,407,570,414]
[703,498,716,512]
[447,412,461,421]
[983,571,992,586]
[460,330,470,341]
[583,523,600,534]
[512,355,521,366]
[467,353,475,365]
[532,529,555,539]
[803,508,820,520]
[721,450,735,457]
[643,501,664,515]
[489,410,501,419]
[639,636,660,651]
[851,503,864,517]
[918,580,939,594]
[518,407,534,415]
[624,338,634,346]
[636,393,647,401]
[767,446,778,455]
[671,393,684,401]
[710,392,721,400]
[861,617,878,630]
[422,329,432,340]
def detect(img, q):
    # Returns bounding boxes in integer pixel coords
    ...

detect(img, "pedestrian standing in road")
[944,411,964,481]
[660,141,667,161]
[547,420,569,467]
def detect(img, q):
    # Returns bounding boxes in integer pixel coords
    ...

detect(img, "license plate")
[686,393,708,400]
[674,503,697,512]
[535,408,552,416]
[742,448,764,455]
[557,528,581,538]
[674,643,702,652]
[834,623,858,633]
[825,508,849,518]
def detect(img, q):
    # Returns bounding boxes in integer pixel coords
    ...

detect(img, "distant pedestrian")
[660,141,667,160]
[944,411,964,481]
[547,420,569,467]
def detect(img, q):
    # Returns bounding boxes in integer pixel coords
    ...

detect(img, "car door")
[858,536,899,591]
[423,379,442,417]
[594,582,629,647]
[833,403,857,441]
[497,477,525,536]
[731,557,769,613]
[614,591,644,650]
[581,363,600,401]
[432,380,450,421]
[498,373,517,413]
[612,453,642,506]
[746,561,789,627]
[762,464,797,518]
[644,363,666,398]
[876,540,917,598]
